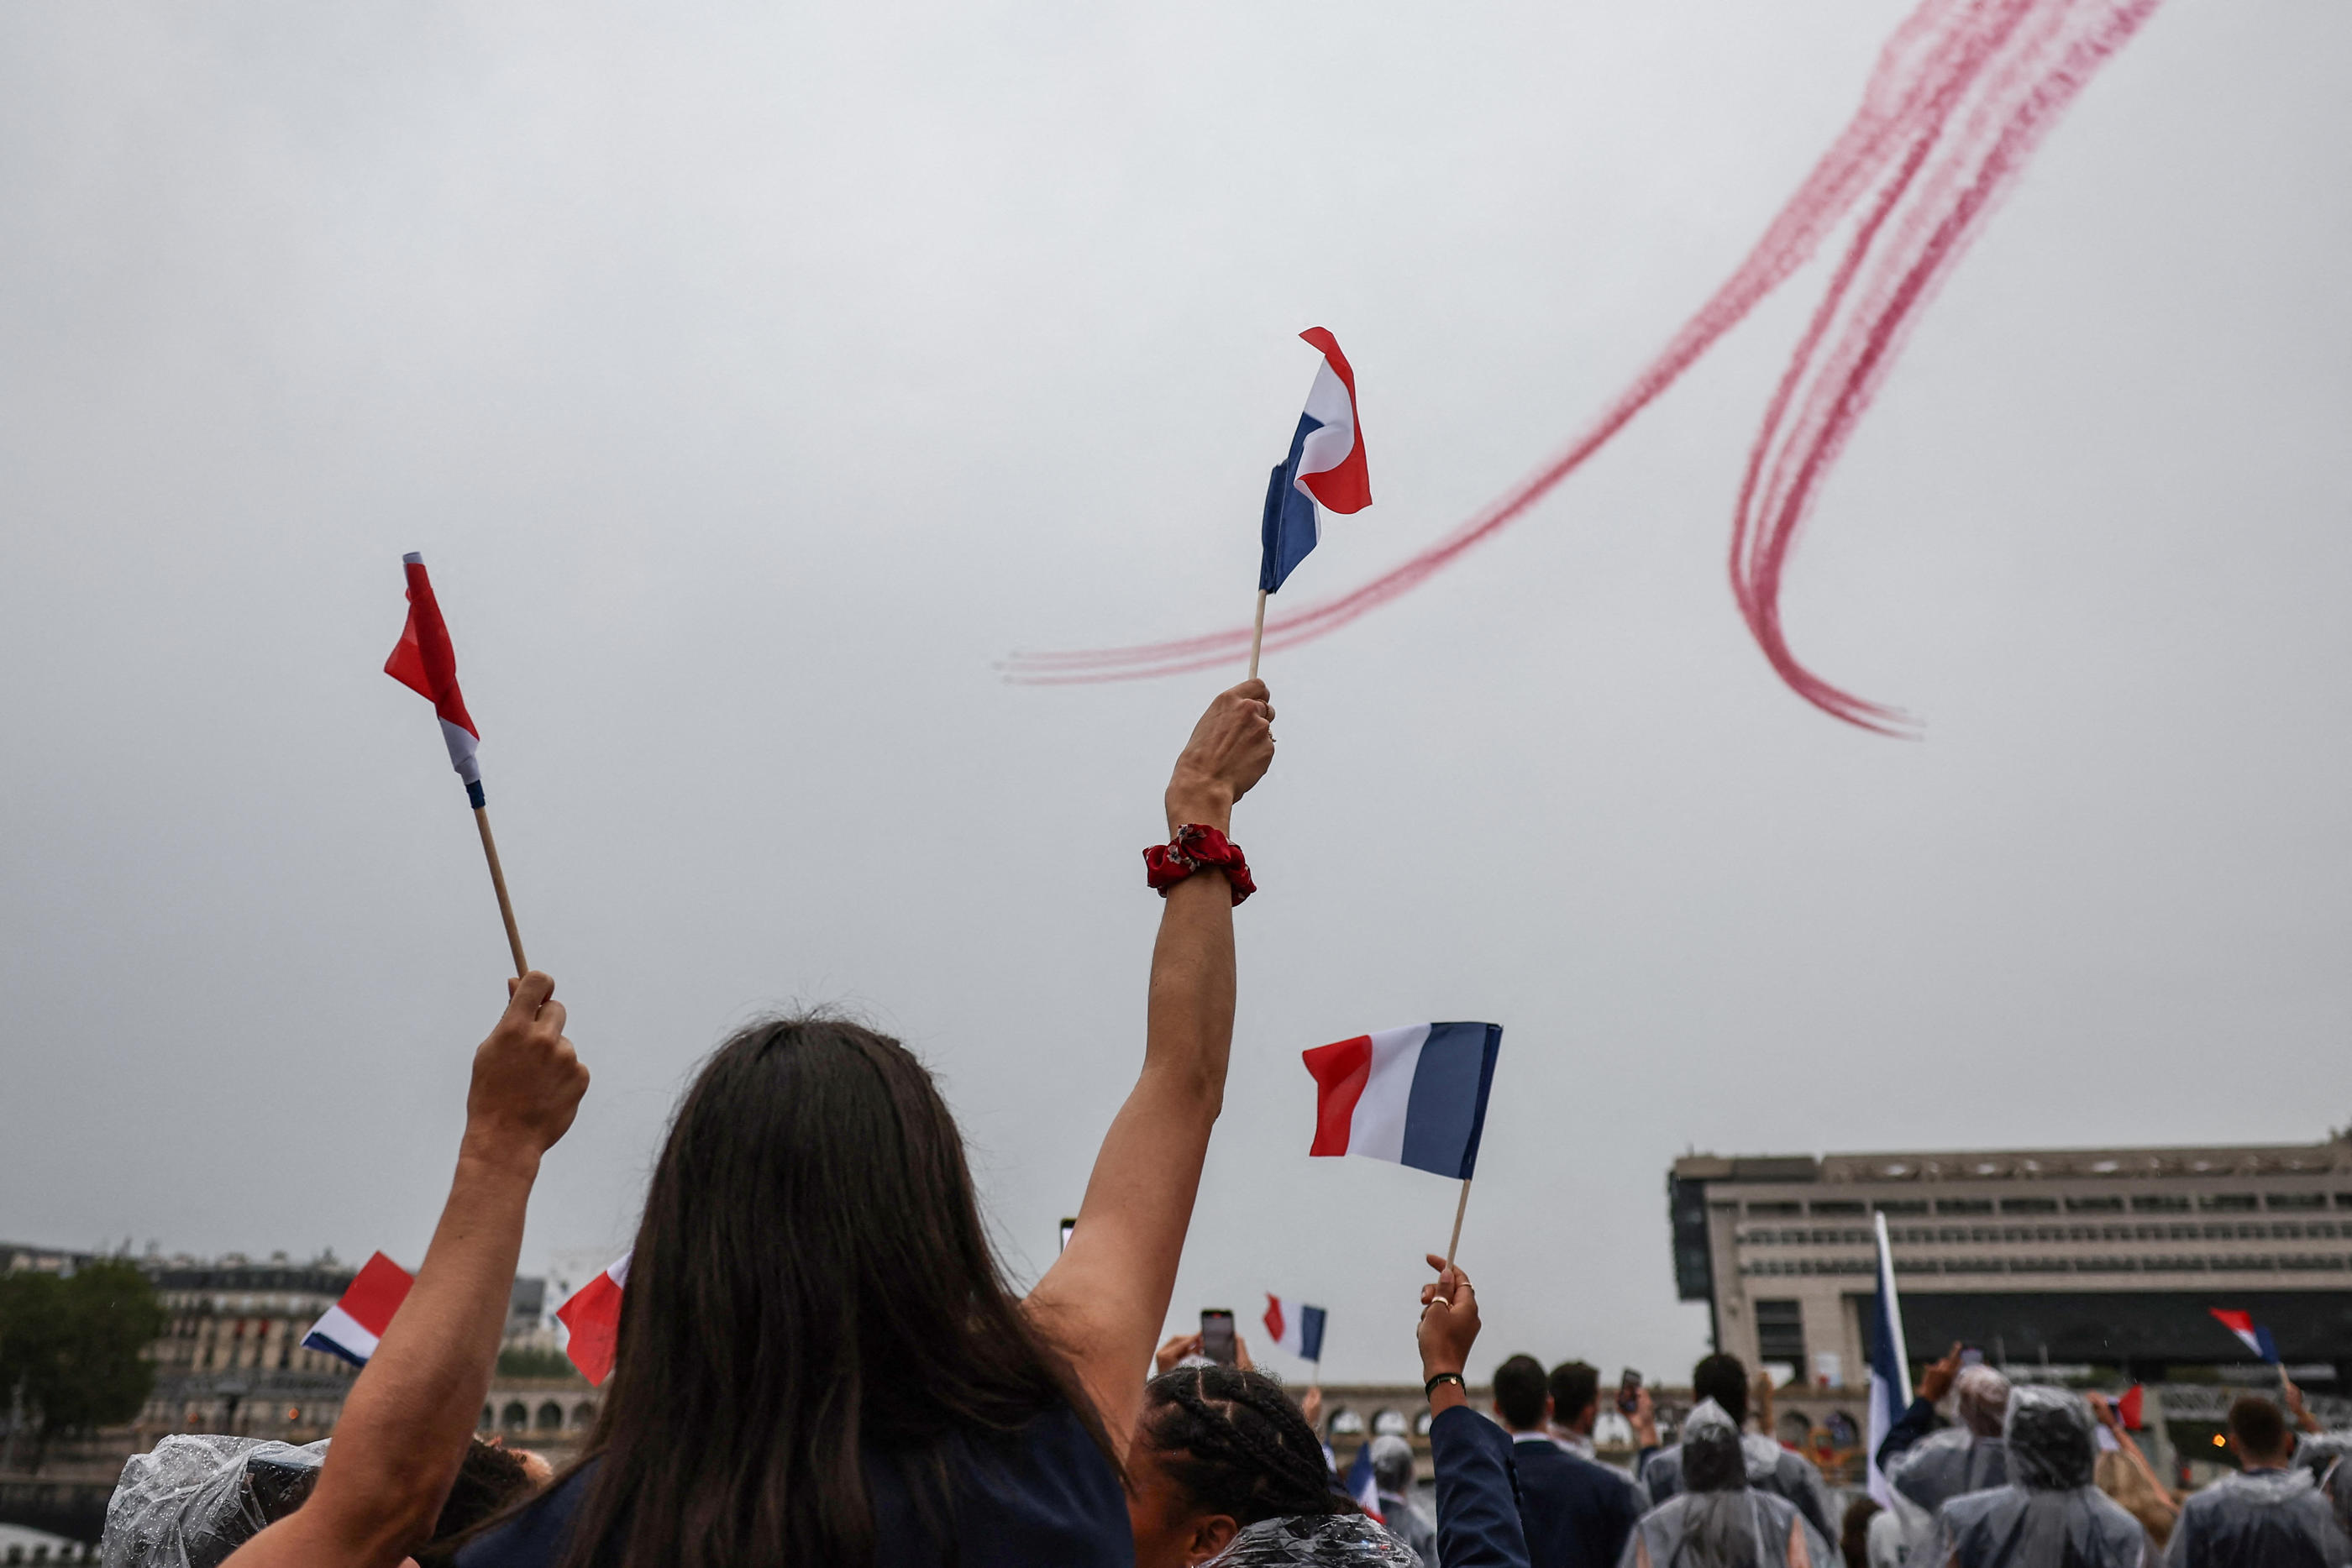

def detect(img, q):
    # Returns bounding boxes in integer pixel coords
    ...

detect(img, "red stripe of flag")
[385,555,480,743]
[340,1251,417,1337]
[1302,1036,1373,1156]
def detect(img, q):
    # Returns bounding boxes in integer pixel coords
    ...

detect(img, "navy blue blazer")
[1430,1405,1533,1568]
[1509,1435,1646,1568]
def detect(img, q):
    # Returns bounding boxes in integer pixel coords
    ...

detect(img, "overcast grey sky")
[3,0,2347,1382]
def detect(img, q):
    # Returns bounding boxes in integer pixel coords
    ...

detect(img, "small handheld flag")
[1250,328,1370,677]
[385,554,485,805]
[1304,1022,1499,1179]
[1864,1214,1911,1506]
[1344,1442,1385,1523]
[301,1251,416,1368]
[1303,1020,1500,1268]
[2209,1308,2279,1362]
[386,553,528,977]
[557,1253,631,1386]
[1263,1295,1327,1364]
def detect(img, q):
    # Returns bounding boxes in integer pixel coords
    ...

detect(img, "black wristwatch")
[1425,1371,1467,1398]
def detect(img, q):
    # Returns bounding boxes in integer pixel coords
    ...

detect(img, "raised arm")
[1025,679,1274,1448]
[228,973,588,1568]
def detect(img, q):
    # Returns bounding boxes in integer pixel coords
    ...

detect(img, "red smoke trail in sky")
[1005,0,2164,733]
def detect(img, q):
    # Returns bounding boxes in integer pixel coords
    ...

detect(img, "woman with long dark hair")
[460,681,1276,1568]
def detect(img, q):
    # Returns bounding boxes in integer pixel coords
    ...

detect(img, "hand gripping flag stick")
[386,553,528,976]
[1251,329,1371,679]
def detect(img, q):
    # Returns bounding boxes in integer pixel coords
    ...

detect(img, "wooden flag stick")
[1247,590,1268,680]
[473,805,528,977]
[1443,1177,1473,1272]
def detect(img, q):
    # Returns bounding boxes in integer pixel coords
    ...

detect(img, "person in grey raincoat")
[2164,1393,2350,1567]
[1926,1387,2150,1568]
[102,1434,328,1568]
[1371,1434,1441,1568]
[1641,1356,1837,1544]
[1619,1402,1837,1568]
[1877,1354,2013,1558]
[1885,1360,2013,1514]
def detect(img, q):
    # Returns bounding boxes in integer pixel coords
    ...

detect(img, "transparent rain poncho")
[1619,1403,1839,1568]
[1641,1406,1837,1540]
[1890,1366,2013,1517]
[2294,1433,2352,1541]
[1207,1512,1423,1566]
[100,1434,329,1568]
[1926,1387,2150,1568]
[2161,1463,2350,1568]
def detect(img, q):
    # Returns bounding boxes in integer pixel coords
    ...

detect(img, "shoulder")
[1936,1484,2009,1529]
[457,1464,595,1568]
[879,1403,1128,1555]
[1554,1448,1647,1502]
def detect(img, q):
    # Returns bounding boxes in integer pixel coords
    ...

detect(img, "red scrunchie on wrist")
[1144,824,1256,906]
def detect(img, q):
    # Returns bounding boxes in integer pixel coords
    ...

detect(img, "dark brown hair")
[544,1014,1114,1568]
[2228,1394,2290,1462]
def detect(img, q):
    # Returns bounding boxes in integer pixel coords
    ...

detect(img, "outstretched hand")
[466,972,589,1167]
[1918,1342,1965,1403]
[1165,680,1275,831]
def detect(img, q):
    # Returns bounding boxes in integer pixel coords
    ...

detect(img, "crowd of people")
[83,681,2352,1567]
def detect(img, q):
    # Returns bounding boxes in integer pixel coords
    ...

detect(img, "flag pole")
[473,804,528,977]
[1442,1177,1473,1272]
[1247,590,1268,680]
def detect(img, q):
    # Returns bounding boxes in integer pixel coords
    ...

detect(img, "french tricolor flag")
[1263,1295,1327,1365]
[386,552,486,807]
[2210,1308,2279,1362]
[557,1253,630,1386]
[1303,1022,1502,1179]
[1259,328,1372,595]
[300,1252,415,1368]
[1344,1442,1384,1523]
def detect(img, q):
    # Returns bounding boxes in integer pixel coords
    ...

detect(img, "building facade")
[1669,1135,2352,1387]
[2,1244,554,1460]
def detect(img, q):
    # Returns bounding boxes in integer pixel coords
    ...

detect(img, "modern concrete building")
[1669,1133,2352,1387]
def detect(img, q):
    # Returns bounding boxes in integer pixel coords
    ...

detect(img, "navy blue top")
[457,1404,1131,1568]
[1430,1404,1533,1568]
[1509,1435,1645,1568]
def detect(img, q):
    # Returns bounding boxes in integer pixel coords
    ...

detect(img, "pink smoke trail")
[1004,0,2163,732]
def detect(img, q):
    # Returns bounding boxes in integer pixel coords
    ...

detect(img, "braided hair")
[1140,1365,1352,1527]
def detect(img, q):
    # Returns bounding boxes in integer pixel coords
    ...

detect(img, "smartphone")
[1960,1346,1986,1369]
[1200,1308,1237,1366]
[1058,1217,1077,1252]
[1617,1368,1643,1415]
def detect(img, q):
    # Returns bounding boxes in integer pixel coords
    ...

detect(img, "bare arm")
[1025,680,1274,1450]
[228,973,588,1568]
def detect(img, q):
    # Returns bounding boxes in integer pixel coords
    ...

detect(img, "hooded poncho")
[1620,1403,1838,1568]
[1927,1387,2150,1568]
[100,1434,329,1568]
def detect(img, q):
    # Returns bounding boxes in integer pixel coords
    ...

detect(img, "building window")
[2202,1194,2260,1212]
[536,1402,564,1432]
[2000,1198,2059,1214]
[2269,1193,2328,1211]
[1936,1200,1993,1215]
[1873,1200,1929,1217]
[2133,1196,2191,1214]
[2066,1197,2124,1213]
[1754,1299,1805,1366]
[502,1403,528,1430]
[1746,1203,1802,1219]
[1809,1202,1866,1217]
